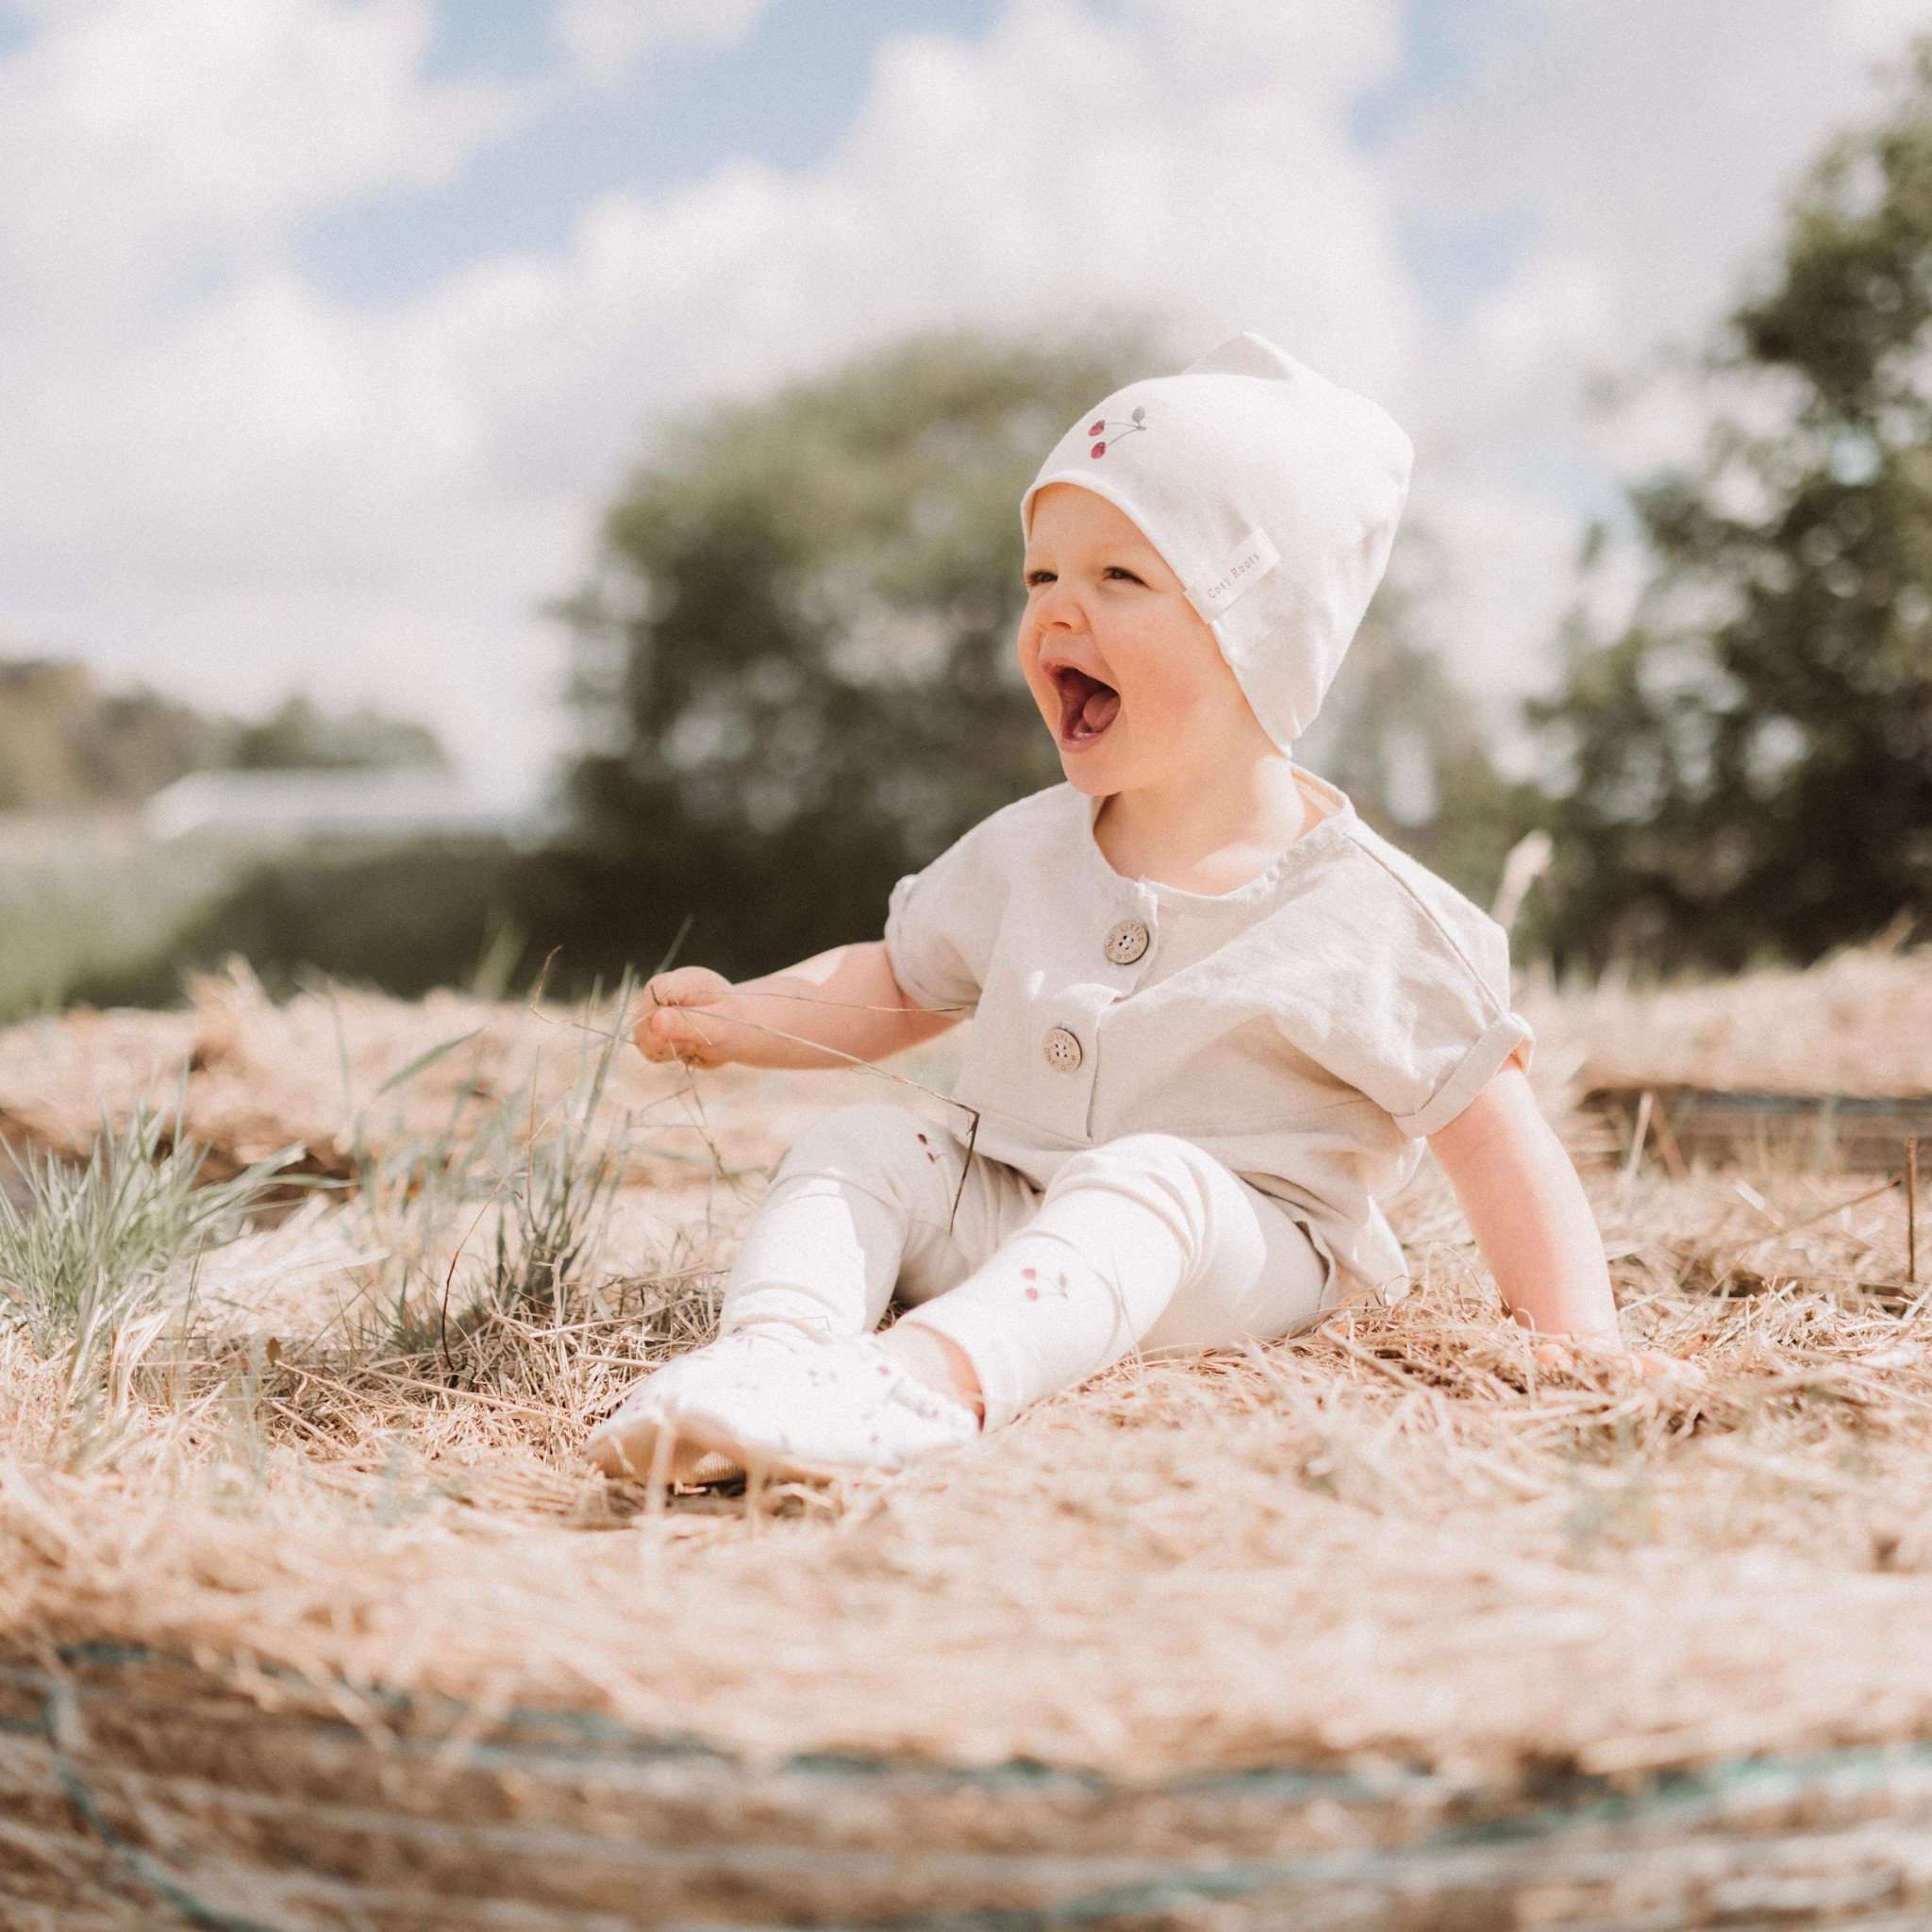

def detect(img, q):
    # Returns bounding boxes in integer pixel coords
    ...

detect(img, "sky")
[0,0,1923,807]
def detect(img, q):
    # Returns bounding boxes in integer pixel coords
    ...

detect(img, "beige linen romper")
[716,764,1536,1434]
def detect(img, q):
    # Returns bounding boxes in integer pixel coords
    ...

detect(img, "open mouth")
[1052,667,1122,749]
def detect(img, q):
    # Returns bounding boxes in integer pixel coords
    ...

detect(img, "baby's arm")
[733,940,964,1067]
[640,941,963,1070]
[1426,1056,1700,1382]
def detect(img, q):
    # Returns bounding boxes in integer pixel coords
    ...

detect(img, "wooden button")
[1042,1025,1083,1072]
[1104,918,1149,965]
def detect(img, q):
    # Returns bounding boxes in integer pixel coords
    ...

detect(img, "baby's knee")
[1045,1130,1237,1217]
[1056,1130,1220,1185]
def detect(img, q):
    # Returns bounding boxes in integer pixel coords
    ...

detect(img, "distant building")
[139,769,564,847]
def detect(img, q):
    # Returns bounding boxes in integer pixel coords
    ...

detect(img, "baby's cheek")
[1170,674,1229,731]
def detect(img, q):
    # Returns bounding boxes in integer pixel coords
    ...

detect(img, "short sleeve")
[881,821,1000,1016]
[1275,856,1536,1140]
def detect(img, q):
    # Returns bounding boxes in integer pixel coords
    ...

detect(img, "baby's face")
[1018,482,1259,791]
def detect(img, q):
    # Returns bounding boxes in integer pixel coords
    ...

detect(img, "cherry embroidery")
[1087,404,1147,459]
[1018,1263,1072,1302]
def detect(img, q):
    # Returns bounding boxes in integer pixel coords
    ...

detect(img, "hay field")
[2,944,1931,1923]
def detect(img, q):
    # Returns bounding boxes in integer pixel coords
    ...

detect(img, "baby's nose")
[1034,583,1083,628]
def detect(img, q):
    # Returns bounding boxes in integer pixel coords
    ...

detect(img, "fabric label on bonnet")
[1188,527,1281,619]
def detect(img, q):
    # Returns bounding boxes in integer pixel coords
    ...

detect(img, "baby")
[588,331,1695,1490]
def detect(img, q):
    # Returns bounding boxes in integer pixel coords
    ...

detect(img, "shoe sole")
[587,1408,736,1487]
[668,1405,884,1484]
[589,1402,874,1488]
[671,1388,985,1484]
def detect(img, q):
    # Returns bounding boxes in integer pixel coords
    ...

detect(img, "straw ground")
[0,943,1930,1923]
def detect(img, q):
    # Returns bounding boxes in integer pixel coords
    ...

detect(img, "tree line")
[0,664,448,812]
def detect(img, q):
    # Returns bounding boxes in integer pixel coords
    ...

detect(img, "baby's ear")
[1181,332,1301,382]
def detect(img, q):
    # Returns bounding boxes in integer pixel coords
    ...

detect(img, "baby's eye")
[1023,567,1142,587]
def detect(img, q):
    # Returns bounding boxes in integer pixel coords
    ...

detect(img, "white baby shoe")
[586,1321,824,1482]
[669,1330,983,1482]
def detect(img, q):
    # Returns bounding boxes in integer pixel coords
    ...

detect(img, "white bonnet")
[1019,331,1413,751]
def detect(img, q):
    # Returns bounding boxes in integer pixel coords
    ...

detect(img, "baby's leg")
[892,1132,1332,1432]
[716,1100,1037,1345]
[591,1101,1022,1482]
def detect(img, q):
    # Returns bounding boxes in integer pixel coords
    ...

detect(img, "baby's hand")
[633,966,739,1068]
[1529,1334,1707,1388]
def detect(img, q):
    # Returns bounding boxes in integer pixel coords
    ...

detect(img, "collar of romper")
[1074,767,1357,916]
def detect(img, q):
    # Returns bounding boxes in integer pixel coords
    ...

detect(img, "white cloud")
[1833,0,1932,60]
[0,0,1921,805]
[555,0,774,83]
[0,0,524,324]
[1365,0,1916,759]
[1,0,1428,796]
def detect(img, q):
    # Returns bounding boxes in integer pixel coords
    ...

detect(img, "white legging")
[715,1101,1339,1433]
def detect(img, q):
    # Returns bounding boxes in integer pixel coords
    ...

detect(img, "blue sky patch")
[301,0,1002,306]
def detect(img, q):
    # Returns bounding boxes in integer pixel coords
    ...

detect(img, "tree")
[553,324,1168,980]
[227,693,448,773]
[1525,33,1932,974]
[0,658,227,808]
[0,658,450,810]
[561,324,1174,866]
[1297,524,1535,909]
[554,322,1520,983]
